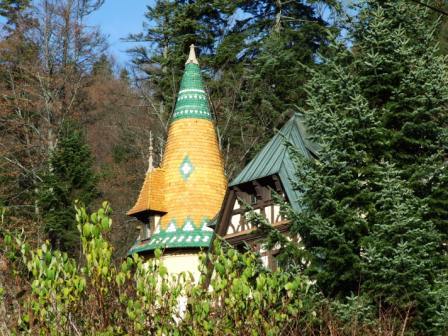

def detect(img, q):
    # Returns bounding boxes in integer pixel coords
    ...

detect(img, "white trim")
[179,89,205,94]
[166,222,177,232]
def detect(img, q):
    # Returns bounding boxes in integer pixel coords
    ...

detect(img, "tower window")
[141,224,150,241]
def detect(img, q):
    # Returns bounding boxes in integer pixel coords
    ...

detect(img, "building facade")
[128,47,317,274]
[215,114,318,270]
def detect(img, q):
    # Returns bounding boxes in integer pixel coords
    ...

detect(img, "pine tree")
[432,0,448,55]
[127,0,237,131]
[349,1,448,241]
[235,0,334,128]
[291,43,382,297]
[0,0,30,34]
[119,68,130,85]
[38,122,98,253]
[92,54,114,78]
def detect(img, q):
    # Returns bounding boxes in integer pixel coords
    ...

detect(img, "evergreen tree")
[127,0,237,130]
[235,0,334,128]
[270,0,448,331]
[291,44,381,297]
[430,0,448,55]
[128,1,337,175]
[38,122,98,253]
[362,166,443,328]
[0,0,30,34]
[119,68,130,85]
[352,1,448,241]
[92,54,114,78]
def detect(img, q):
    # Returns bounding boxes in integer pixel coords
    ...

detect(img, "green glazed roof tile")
[229,113,318,210]
[128,218,214,254]
[172,63,212,121]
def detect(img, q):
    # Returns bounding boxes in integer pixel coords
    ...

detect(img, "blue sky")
[2,1,354,66]
[0,1,149,65]
[87,0,152,66]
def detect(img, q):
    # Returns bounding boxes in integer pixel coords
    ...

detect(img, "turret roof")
[127,46,227,254]
[172,45,211,122]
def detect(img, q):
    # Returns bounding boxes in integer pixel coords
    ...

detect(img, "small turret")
[146,131,155,173]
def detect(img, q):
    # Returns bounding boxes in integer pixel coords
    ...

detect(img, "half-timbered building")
[214,114,318,269]
[127,47,316,276]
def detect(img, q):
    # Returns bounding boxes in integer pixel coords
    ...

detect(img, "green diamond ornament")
[179,155,194,180]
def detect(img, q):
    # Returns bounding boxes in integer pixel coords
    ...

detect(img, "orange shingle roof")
[127,168,166,215]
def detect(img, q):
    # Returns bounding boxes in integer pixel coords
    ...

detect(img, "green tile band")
[172,63,212,121]
[128,218,214,254]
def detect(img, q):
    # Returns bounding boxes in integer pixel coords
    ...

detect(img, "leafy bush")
[0,202,427,335]
[0,203,318,335]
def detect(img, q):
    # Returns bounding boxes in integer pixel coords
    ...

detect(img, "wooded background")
[0,0,342,255]
[2,1,448,334]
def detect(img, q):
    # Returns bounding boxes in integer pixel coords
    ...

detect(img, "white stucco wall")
[159,251,203,318]
[160,251,202,281]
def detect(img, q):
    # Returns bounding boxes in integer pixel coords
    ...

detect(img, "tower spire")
[186,44,199,65]
[146,131,155,173]
[172,45,210,121]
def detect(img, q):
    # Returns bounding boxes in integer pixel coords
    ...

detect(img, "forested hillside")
[0,0,162,255]
[1,0,448,335]
[0,0,338,254]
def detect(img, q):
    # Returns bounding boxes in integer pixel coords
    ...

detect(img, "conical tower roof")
[128,45,227,254]
[172,46,211,121]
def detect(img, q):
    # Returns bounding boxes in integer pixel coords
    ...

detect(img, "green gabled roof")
[229,113,318,210]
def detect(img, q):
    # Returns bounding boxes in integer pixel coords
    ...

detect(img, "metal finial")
[147,131,155,173]
[185,44,199,65]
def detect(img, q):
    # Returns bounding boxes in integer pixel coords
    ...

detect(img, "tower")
[127,45,227,278]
